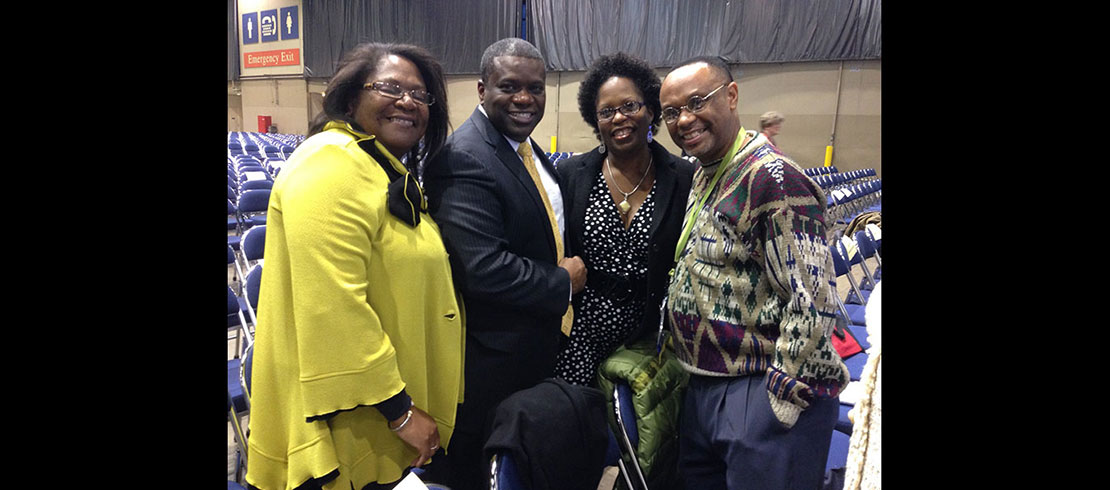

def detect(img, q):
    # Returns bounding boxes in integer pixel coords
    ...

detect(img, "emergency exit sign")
[244,49,301,68]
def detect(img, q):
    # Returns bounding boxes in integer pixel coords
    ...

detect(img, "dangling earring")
[647,128,654,144]
[598,142,606,154]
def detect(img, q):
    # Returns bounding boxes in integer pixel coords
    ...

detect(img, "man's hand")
[559,256,588,293]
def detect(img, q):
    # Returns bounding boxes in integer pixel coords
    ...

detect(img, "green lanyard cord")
[659,129,750,354]
[672,128,749,264]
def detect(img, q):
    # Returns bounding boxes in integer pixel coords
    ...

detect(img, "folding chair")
[854,230,881,283]
[612,382,649,490]
[864,225,881,263]
[240,179,273,192]
[229,343,253,484]
[240,225,266,272]
[490,452,527,490]
[242,264,263,331]
[830,244,870,309]
[228,245,241,293]
[228,286,251,356]
[236,189,271,234]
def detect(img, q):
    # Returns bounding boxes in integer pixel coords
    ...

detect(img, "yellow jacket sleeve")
[277,141,405,419]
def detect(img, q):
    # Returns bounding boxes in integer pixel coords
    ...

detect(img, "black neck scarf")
[359,140,426,227]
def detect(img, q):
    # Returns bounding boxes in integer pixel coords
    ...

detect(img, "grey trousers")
[679,373,838,490]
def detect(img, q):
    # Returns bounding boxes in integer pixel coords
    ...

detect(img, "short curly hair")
[577,52,662,138]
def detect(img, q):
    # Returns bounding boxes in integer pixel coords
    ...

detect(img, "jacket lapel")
[647,141,677,239]
[472,108,557,258]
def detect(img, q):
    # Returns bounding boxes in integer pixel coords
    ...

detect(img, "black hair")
[479,38,545,83]
[576,52,663,137]
[308,42,449,175]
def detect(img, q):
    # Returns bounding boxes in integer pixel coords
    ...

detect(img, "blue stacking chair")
[240,225,266,268]
[228,199,241,234]
[229,281,254,484]
[241,179,273,192]
[830,244,870,311]
[611,382,649,490]
[490,451,526,490]
[242,264,263,330]
[236,189,271,234]
[228,245,241,293]
[864,225,881,263]
[845,236,877,291]
[842,240,871,302]
[855,230,881,283]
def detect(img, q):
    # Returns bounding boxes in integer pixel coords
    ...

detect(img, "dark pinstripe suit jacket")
[424,108,570,433]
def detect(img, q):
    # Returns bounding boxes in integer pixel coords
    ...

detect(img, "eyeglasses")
[364,81,436,106]
[661,83,727,123]
[597,100,645,121]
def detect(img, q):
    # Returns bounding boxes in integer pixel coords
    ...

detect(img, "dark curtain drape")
[233,0,880,79]
[529,0,881,70]
[228,0,239,80]
[302,0,522,77]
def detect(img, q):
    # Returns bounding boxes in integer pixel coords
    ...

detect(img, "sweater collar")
[699,127,764,172]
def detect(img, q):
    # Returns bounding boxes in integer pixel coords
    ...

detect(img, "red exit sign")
[244,49,300,68]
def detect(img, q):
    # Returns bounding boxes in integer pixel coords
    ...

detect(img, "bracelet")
[390,409,414,432]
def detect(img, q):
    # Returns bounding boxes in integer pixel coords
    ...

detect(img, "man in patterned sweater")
[659,56,849,490]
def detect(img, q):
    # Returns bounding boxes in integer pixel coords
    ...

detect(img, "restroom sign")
[280,6,299,40]
[242,12,259,44]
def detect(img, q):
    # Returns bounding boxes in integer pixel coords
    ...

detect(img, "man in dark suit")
[423,37,587,490]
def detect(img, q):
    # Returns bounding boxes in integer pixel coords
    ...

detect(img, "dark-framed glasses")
[364,81,436,106]
[597,100,645,121]
[661,83,727,123]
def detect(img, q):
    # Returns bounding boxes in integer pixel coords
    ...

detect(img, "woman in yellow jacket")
[246,43,464,490]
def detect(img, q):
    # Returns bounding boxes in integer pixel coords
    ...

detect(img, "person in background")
[245,42,463,490]
[659,55,849,490]
[423,37,587,490]
[760,110,784,147]
[553,52,694,387]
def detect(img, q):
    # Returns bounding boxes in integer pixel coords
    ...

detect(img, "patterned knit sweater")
[667,130,848,427]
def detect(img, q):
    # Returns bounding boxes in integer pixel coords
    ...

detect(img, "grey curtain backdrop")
[302,0,522,77]
[233,0,880,79]
[228,0,239,81]
[530,0,881,70]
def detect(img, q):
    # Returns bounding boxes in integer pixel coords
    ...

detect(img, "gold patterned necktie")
[518,141,574,336]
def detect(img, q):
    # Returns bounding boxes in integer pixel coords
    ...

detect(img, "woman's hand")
[389,406,441,467]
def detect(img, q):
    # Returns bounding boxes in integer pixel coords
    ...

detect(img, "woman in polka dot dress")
[554,52,695,386]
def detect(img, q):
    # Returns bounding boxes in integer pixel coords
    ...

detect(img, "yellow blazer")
[246,122,464,489]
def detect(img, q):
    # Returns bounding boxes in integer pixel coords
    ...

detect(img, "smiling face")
[350,54,430,158]
[660,62,740,162]
[478,56,546,142]
[596,76,654,156]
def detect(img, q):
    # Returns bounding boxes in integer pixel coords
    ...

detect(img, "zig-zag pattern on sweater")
[668,134,847,408]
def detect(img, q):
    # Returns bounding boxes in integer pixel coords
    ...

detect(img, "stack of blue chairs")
[826,179,881,225]
[545,151,575,167]
[823,228,881,480]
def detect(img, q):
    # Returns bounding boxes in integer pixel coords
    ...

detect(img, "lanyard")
[658,128,749,355]
[673,128,749,264]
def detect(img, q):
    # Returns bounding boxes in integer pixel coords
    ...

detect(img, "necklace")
[605,155,652,216]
